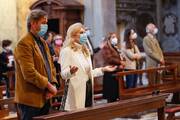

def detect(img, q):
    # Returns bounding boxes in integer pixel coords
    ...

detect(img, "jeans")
[17,101,50,120]
[125,69,137,89]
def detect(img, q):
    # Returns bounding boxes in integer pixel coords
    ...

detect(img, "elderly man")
[143,23,165,85]
[14,9,58,119]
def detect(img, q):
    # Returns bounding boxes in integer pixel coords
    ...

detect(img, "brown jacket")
[101,40,122,66]
[14,33,57,108]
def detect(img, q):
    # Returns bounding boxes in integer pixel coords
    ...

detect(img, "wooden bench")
[115,64,179,99]
[164,52,180,78]
[0,97,17,120]
[165,106,180,120]
[0,85,6,99]
[115,64,180,120]
[33,94,168,120]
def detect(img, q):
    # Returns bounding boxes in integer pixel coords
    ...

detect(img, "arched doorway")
[30,0,84,38]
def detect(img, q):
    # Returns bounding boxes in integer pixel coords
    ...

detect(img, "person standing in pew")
[123,28,142,88]
[99,32,125,103]
[14,9,58,120]
[59,23,117,111]
[0,39,14,98]
[143,23,165,85]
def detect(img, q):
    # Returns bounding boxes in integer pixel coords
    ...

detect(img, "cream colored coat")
[60,46,103,111]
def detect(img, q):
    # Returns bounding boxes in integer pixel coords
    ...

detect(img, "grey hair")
[27,9,47,31]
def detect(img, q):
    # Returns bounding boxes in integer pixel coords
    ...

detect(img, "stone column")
[102,0,117,35]
[84,0,116,47]
[156,0,162,42]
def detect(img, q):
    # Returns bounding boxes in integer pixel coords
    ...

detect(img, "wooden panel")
[33,94,167,120]
[115,64,179,99]
[164,52,180,77]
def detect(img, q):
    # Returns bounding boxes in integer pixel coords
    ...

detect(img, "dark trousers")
[103,71,119,103]
[17,101,50,120]
[85,79,92,107]
[0,75,10,98]
[125,69,137,89]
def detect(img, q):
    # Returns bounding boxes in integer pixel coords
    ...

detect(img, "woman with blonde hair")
[59,23,116,111]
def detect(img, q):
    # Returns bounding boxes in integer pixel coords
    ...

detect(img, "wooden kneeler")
[165,106,180,120]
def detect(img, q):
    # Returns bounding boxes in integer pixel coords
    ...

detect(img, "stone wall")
[161,0,180,52]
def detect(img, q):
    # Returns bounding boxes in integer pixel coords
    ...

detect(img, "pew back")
[164,52,180,77]
[33,94,168,120]
[116,64,179,99]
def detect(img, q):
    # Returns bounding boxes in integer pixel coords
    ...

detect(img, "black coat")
[0,50,14,74]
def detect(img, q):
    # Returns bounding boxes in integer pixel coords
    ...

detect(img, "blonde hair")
[62,23,90,57]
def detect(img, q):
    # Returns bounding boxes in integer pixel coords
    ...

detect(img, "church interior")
[1,0,180,120]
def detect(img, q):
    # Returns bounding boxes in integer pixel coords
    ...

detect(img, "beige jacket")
[143,34,164,68]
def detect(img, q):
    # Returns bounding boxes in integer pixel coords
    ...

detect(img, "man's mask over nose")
[38,24,48,37]
[153,28,158,35]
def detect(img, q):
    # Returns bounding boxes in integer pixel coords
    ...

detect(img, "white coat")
[60,46,103,111]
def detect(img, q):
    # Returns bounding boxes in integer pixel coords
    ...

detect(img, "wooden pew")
[164,52,180,77]
[115,64,178,99]
[0,85,6,99]
[0,97,17,119]
[33,94,168,120]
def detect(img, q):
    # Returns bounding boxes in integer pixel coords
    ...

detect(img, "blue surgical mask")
[79,33,88,44]
[38,24,48,37]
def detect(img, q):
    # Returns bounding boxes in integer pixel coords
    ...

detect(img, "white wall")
[0,0,17,49]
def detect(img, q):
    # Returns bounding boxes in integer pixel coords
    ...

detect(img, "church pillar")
[84,0,116,47]
[156,0,162,42]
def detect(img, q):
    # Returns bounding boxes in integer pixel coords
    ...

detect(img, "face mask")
[153,28,158,35]
[131,33,137,39]
[38,24,48,37]
[55,39,62,46]
[5,46,11,51]
[85,30,90,37]
[146,28,149,33]
[79,33,88,44]
[111,38,118,45]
